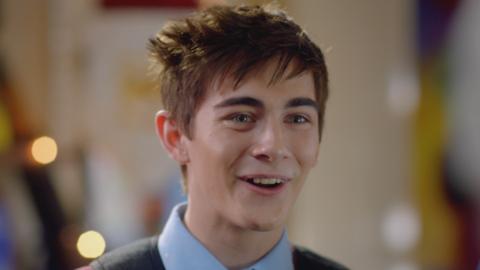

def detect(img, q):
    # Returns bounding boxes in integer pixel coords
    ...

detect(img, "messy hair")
[148,5,329,188]
[148,4,329,138]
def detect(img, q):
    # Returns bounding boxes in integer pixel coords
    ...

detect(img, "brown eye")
[223,112,256,131]
[286,114,309,124]
[231,113,254,123]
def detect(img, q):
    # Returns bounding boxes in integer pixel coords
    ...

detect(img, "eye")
[230,113,255,123]
[222,112,256,130]
[222,112,257,130]
[285,114,310,124]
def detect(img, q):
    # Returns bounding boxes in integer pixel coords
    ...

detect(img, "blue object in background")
[0,204,13,270]
[160,170,186,228]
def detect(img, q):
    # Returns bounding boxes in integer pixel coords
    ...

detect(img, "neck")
[184,203,284,270]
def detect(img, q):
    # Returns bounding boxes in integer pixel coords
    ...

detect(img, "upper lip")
[237,174,291,182]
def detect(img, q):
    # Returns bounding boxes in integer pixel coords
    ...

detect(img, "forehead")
[206,60,316,102]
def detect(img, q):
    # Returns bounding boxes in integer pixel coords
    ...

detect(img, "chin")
[241,212,286,232]
[232,196,293,232]
[247,222,278,232]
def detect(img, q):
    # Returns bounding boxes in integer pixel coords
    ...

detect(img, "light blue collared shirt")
[158,203,294,270]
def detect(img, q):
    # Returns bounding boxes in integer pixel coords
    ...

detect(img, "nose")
[250,119,290,162]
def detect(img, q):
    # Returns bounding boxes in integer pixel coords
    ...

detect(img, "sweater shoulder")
[293,246,349,270]
[90,236,163,270]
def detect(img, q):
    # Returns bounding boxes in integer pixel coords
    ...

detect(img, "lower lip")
[239,179,288,196]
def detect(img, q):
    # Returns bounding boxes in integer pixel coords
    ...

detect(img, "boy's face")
[183,62,320,231]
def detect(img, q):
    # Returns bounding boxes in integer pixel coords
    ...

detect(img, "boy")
[87,4,347,270]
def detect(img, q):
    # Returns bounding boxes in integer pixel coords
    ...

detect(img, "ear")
[155,110,190,164]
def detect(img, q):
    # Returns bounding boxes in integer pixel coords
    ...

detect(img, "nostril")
[254,153,273,162]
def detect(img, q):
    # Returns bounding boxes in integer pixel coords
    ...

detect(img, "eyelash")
[225,113,311,125]
[285,114,311,124]
[228,113,255,123]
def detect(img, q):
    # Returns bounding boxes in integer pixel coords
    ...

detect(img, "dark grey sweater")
[90,236,349,270]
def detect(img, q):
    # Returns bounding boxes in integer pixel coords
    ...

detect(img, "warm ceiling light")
[31,136,58,165]
[76,230,106,259]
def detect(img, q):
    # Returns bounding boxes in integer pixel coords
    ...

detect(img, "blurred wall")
[1,0,418,269]
[285,1,417,270]
[1,0,49,132]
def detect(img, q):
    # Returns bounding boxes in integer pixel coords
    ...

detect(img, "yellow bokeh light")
[77,230,106,259]
[31,136,58,164]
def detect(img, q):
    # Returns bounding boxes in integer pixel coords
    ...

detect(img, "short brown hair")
[148,4,329,139]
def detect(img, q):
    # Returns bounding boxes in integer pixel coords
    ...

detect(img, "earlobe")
[155,110,190,164]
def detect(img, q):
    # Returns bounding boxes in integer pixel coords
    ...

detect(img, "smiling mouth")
[242,177,287,189]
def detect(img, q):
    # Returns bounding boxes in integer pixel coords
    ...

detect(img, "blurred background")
[0,0,479,269]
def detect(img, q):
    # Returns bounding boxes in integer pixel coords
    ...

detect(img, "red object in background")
[101,0,197,8]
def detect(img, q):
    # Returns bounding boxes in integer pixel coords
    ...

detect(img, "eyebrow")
[214,97,264,109]
[285,97,319,112]
[214,96,319,111]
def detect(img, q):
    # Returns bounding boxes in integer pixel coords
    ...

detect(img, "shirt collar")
[158,202,294,270]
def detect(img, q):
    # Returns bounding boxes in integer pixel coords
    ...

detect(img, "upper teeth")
[252,178,284,185]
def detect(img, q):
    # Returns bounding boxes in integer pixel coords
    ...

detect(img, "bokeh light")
[387,69,420,117]
[76,230,106,259]
[382,203,421,254]
[31,136,58,164]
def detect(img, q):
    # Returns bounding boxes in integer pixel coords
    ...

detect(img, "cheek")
[292,132,319,169]
[189,130,251,178]
[212,128,253,157]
